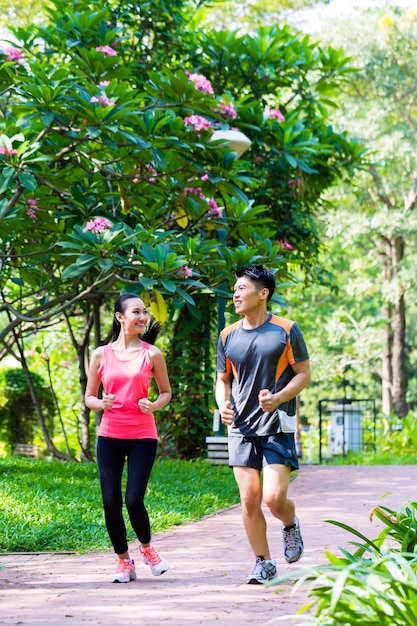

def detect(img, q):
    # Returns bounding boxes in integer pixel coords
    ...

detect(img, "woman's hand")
[138,398,153,413]
[102,394,116,410]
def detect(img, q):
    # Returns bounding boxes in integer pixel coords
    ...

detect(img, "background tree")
[286,4,417,420]
[0,368,55,452]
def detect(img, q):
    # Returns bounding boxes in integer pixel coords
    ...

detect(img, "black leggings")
[96,436,157,555]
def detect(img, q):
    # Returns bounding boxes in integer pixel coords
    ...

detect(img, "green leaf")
[161,279,176,293]
[18,171,38,191]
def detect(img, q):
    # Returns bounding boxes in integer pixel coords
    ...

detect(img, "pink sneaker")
[139,545,169,576]
[111,557,137,583]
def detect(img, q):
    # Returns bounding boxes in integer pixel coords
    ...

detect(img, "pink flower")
[265,108,285,122]
[83,217,112,234]
[278,239,294,250]
[185,71,214,94]
[185,186,205,200]
[0,147,18,157]
[200,174,209,181]
[184,115,212,132]
[99,80,110,87]
[174,265,193,278]
[5,47,24,64]
[145,163,157,182]
[90,94,115,107]
[96,45,117,57]
[207,199,223,219]
[214,102,237,120]
[26,198,41,219]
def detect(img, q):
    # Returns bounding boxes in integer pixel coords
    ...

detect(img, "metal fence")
[318,398,377,463]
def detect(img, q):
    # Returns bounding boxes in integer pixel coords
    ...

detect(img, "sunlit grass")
[0,457,239,553]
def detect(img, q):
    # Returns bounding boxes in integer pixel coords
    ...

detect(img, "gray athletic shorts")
[228,433,299,471]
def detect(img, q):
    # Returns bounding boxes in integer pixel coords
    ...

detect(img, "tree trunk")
[391,292,408,417]
[381,253,393,415]
[391,235,409,418]
[64,308,96,461]
[381,304,393,415]
[164,294,215,459]
[21,352,74,460]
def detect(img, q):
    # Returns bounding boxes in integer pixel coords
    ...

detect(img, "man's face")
[233,276,267,315]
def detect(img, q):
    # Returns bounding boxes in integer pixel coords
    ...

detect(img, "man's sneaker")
[111,557,136,583]
[282,516,304,563]
[139,544,169,576]
[246,556,277,584]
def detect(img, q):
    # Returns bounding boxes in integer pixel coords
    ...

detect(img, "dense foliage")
[0,0,367,458]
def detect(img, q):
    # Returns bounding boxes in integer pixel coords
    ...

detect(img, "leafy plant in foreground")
[269,498,417,626]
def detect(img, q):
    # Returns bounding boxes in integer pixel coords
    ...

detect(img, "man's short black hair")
[235,265,276,302]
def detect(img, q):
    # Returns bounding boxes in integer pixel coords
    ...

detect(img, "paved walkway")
[1,464,415,626]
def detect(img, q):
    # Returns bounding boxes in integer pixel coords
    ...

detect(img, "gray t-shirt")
[217,313,309,437]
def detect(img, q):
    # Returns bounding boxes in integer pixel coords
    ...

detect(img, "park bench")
[13,443,41,458]
[206,410,229,465]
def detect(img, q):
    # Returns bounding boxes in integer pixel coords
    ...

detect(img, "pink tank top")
[97,343,158,439]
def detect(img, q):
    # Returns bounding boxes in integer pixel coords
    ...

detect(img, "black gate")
[318,398,377,463]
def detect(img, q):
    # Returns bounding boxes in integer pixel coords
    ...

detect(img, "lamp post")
[210,129,252,160]
[211,129,251,439]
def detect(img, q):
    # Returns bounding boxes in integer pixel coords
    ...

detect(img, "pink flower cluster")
[96,45,117,57]
[266,108,285,122]
[144,163,157,182]
[184,115,212,132]
[133,163,157,183]
[278,239,294,250]
[207,198,223,219]
[90,94,115,107]
[185,71,214,95]
[26,198,41,219]
[5,47,24,64]
[185,185,223,219]
[83,217,112,234]
[214,102,237,120]
[0,147,17,157]
[174,265,193,278]
[185,186,205,199]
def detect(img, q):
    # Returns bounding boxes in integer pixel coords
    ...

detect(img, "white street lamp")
[210,129,251,159]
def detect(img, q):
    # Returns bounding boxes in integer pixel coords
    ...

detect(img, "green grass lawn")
[0,456,240,553]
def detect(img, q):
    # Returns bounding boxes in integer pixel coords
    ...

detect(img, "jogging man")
[216,265,310,584]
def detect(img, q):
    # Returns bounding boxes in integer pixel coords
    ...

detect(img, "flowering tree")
[0,0,367,458]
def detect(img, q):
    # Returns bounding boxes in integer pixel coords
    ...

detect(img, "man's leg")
[233,466,270,558]
[262,463,304,563]
[262,463,295,527]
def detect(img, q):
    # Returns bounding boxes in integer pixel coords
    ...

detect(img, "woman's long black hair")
[112,293,161,344]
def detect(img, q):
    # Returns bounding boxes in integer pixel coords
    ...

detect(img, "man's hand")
[258,389,277,413]
[219,400,235,426]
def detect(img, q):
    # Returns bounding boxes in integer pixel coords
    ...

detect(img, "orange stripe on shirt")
[220,320,240,378]
[269,315,295,382]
